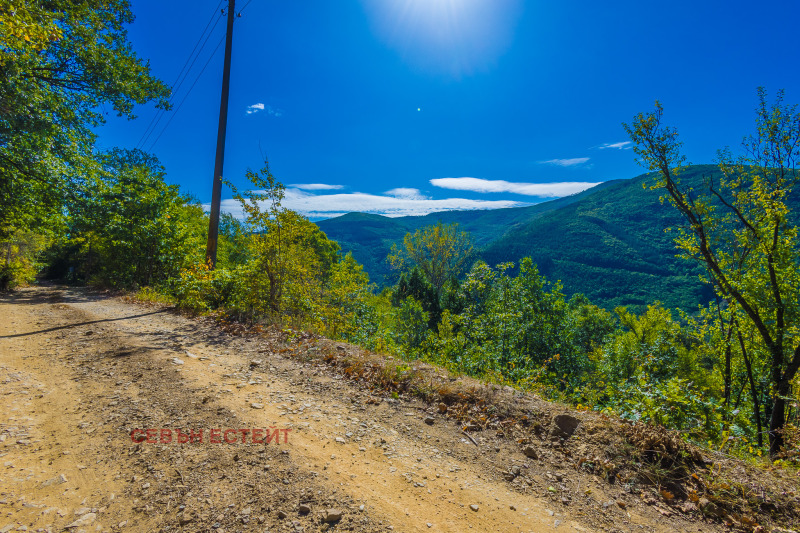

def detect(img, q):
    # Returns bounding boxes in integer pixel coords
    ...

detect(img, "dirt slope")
[0,286,777,532]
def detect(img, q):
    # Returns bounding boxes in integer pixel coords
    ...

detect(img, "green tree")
[230,163,340,320]
[392,267,441,328]
[322,253,377,343]
[0,0,170,249]
[624,89,800,456]
[394,297,430,354]
[686,300,771,450]
[594,305,718,438]
[388,222,474,299]
[441,258,579,384]
[64,149,205,288]
[567,293,616,356]
[0,3,63,52]
[216,213,249,268]
[0,229,51,290]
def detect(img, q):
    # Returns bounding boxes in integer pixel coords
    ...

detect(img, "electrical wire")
[238,0,253,16]
[137,16,223,150]
[146,34,226,152]
[170,0,225,91]
[135,1,225,150]
[138,0,250,153]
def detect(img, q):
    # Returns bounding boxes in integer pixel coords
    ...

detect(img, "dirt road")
[0,286,724,532]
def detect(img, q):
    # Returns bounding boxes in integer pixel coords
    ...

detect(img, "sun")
[361,0,522,76]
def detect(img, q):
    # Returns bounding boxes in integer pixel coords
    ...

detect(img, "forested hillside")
[317,181,617,287]
[481,166,721,311]
[319,168,720,311]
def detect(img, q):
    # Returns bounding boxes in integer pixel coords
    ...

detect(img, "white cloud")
[598,141,632,150]
[266,105,283,117]
[289,183,344,191]
[212,187,526,219]
[430,177,601,197]
[385,187,427,200]
[245,103,264,115]
[540,157,591,167]
[245,103,283,117]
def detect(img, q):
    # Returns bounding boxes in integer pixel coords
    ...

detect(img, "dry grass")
[275,332,799,532]
[127,293,800,532]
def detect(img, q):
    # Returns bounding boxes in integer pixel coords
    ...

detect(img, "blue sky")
[97,0,800,219]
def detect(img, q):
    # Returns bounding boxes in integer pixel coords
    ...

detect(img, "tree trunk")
[738,331,763,448]
[722,311,734,414]
[723,342,732,413]
[768,379,791,457]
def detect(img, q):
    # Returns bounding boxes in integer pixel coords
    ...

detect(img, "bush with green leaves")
[586,304,722,440]
[0,230,52,290]
[394,297,430,356]
[392,257,613,389]
[59,149,206,289]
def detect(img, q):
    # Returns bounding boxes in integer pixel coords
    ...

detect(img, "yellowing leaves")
[0,3,63,52]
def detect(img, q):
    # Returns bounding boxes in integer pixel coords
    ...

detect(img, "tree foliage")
[415,258,615,390]
[46,149,206,288]
[590,305,719,436]
[392,267,441,329]
[388,222,473,299]
[0,2,169,230]
[0,0,170,288]
[624,89,800,456]
[226,163,340,320]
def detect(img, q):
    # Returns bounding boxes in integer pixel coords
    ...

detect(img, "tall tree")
[392,267,441,329]
[0,1,170,241]
[230,163,340,319]
[388,222,474,299]
[67,148,205,288]
[624,89,800,457]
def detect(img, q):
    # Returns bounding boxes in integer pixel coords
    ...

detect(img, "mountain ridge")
[317,166,721,311]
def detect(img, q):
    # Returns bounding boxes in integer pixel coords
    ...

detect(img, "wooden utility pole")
[205,0,236,268]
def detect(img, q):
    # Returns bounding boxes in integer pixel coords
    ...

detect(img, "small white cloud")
[385,187,427,200]
[245,103,283,117]
[430,177,601,198]
[540,157,590,167]
[598,141,632,150]
[245,103,265,115]
[289,183,344,191]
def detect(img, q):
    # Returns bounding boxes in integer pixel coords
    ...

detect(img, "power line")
[137,16,223,150]
[135,2,225,151]
[238,0,253,15]
[170,0,225,90]
[169,15,224,110]
[146,34,226,152]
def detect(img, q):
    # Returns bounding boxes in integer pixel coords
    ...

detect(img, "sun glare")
[361,0,522,76]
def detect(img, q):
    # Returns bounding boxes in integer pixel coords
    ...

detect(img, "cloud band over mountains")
[216,187,525,219]
[212,178,602,219]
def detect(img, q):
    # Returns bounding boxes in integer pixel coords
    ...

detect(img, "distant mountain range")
[317,165,730,312]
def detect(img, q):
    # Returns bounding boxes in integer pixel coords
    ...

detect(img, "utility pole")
[205,0,236,268]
